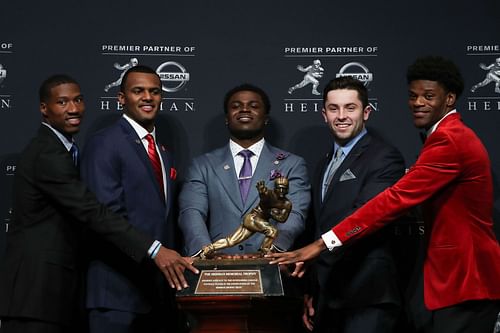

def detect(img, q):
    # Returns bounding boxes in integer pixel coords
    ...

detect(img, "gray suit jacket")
[179,142,310,255]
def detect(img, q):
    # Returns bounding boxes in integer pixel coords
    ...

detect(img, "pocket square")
[339,169,356,182]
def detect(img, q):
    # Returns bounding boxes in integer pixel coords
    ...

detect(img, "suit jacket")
[179,142,310,255]
[333,113,500,310]
[0,125,152,326]
[313,133,405,311]
[80,117,176,313]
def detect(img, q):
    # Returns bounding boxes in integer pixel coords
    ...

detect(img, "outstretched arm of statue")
[256,180,268,195]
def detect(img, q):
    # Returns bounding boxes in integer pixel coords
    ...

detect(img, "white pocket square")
[339,169,356,182]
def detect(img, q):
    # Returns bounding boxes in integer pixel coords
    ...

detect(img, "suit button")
[238,245,244,251]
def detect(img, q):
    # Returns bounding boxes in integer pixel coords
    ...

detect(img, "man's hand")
[154,246,199,290]
[265,238,326,267]
[302,294,315,331]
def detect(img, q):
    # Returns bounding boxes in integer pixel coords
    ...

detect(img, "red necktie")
[145,134,164,197]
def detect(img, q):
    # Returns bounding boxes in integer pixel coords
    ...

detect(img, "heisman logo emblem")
[156,61,190,93]
[470,57,500,94]
[288,59,325,95]
[0,64,7,85]
[104,58,139,92]
[336,62,373,87]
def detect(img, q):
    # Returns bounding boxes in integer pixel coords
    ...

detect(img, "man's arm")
[178,160,213,256]
[267,130,461,268]
[38,137,199,289]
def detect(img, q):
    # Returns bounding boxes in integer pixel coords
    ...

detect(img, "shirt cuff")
[321,230,342,251]
[148,240,162,259]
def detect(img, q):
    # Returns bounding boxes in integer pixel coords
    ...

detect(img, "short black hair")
[322,76,368,109]
[120,65,161,92]
[223,83,271,114]
[406,56,464,98]
[39,74,79,102]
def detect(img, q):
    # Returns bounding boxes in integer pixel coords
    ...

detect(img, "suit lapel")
[322,134,371,205]
[207,146,244,211]
[158,145,171,209]
[119,118,165,204]
[244,144,275,211]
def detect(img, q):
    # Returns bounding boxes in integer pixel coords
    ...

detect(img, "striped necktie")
[145,134,164,197]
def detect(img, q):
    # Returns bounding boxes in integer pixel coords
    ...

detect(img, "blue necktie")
[70,143,79,167]
[238,149,254,203]
[322,148,344,200]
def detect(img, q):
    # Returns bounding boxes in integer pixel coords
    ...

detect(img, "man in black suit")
[0,74,198,333]
[302,77,405,332]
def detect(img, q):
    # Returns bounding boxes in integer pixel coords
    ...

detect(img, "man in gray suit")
[179,83,310,257]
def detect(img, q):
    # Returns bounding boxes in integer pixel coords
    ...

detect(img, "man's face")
[118,72,162,132]
[226,90,268,142]
[40,83,84,137]
[322,89,370,145]
[408,80,455,130]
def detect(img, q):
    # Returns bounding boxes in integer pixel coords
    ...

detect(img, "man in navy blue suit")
[81,66,187,333]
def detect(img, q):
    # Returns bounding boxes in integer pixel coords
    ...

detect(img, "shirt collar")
[123,114,156,140]
[427,109,457,136]
[229,138,265,158]
[334,127,367,157]
[42,122,74,151]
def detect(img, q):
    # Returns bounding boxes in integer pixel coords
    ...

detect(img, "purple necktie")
[238,149,254,203]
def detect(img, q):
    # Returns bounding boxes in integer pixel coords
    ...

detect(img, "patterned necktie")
[145,134,164,197]
[238,149,254,203]
[322,148,344,200]
[69,143,79,167]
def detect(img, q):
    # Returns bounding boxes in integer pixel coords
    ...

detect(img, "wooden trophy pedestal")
[176,258,302,332]
[177,295,302,333]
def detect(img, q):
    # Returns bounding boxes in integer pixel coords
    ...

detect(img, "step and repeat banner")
[1,0,499,316]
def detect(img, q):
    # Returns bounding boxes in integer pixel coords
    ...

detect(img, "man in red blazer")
[268,56,500,332]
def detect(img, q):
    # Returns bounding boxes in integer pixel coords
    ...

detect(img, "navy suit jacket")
[179,142,310,255]
[312,133,405,311]
[0,125,152,326]
[81,117,176,313]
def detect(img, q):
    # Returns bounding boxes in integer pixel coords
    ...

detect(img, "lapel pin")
[223,164,230,170]
[135,139,141,144]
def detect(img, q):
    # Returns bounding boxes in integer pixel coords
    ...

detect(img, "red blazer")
[333,113,500,310]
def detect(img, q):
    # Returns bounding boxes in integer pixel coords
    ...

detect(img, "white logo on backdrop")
[0,64,6,85]
[156,61,190,93]
[104,58,139,92]
[288,59,324,95]
[336,62,373,86]
[470,57,500,94]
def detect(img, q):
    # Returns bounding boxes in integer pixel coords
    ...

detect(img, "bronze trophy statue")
[178,177,292,298]
[197,177,292,259]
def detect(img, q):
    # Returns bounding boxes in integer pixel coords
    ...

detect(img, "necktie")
[145,134,164,197]
[322,148,344,200]
[69,143,79,167]
[238,149,254,203]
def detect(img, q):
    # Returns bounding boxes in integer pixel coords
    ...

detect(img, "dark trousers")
[89,306,186,333]
[0,317,67,333]
[314,303,400,333]
[429,300,500,333]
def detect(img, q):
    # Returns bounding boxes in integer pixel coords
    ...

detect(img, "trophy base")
[177,257,283,296]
